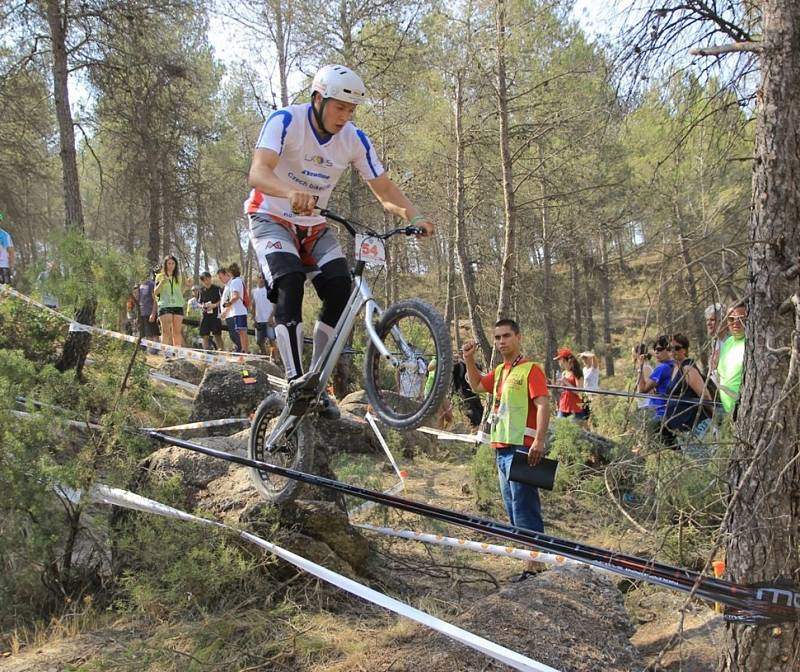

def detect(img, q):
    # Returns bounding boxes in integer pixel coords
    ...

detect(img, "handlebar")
[318,208,424,239]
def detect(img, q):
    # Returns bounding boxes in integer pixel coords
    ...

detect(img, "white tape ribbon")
[148,371,201,393]
[417,425,488,444]
[356,524,584,569]
[1,285,273,366]
[65,482,558,672]
[147,417,251,432]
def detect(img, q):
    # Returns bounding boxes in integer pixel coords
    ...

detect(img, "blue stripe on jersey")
[356,129,378,177]
[0,230,10,247]
[258,110,293,153]
[307,105,332,145]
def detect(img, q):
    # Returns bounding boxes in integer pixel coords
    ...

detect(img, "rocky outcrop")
[140,429,370,576]
[189,360,283,423]
[158,358,205,386]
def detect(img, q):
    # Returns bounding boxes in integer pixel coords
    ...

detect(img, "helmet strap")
[311,94,332,137]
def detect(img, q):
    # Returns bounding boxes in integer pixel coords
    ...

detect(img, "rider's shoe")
[317,391,341,421]
[288,371,320,394]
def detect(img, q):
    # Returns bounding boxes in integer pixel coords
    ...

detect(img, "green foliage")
[548,418,595,491]
[113,477,282,619]
[470,442,500,513]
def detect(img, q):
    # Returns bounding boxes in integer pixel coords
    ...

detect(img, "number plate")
[355,234,386,266]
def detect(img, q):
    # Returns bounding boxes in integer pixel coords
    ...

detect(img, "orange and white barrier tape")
[355,524,584,569]
[1,285,271,366]
[58,481,559,672]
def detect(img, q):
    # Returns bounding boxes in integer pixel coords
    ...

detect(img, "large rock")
[189,363,281,422]
[139,432,371,576]
[366,565,645,671]
[159,358,205,386]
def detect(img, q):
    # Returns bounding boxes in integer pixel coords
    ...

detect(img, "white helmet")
[311,64,366,105]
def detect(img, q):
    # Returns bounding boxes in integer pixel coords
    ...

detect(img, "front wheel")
[364,299,452,429]
[249,393,312,505]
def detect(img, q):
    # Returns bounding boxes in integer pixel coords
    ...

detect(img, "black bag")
[664,360,713,432]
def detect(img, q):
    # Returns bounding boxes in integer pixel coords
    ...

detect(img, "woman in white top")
[580,351,600,391]
[218,263,250,353]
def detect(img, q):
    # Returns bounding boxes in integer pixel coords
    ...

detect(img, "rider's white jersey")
[244,103,384,227]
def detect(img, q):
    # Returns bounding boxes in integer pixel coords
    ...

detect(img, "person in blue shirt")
[636,335,675,416]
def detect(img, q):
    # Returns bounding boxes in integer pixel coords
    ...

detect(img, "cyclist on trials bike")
[245,64,434,419]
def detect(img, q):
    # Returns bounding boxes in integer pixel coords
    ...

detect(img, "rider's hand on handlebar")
[408,214,434,238]
[289,191,318,216]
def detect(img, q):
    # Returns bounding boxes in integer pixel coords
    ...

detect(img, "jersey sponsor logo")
[266,241,283,250]
[287,171,330,192]
[304,153,333,167]
[302,169,331,179]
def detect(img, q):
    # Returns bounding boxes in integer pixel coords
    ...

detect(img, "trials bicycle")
[249,209,452,504]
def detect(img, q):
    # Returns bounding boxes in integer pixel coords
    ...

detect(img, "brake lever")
[405,226,424,236]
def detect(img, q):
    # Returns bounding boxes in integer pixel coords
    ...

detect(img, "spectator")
[37,261,60,310]
[717,304,746,415]
[632,344,653,412]
[705,303,728,382]
[198,271,224,351]
[462,319,550,580]
[554,348,587,421]
[637,335,675,419]
[251,272,276,358]
[219,263,249,353]
[0,214,14,285]
[452,350,485,431]
[153,255,185,348]
[663,333,713,436]
[580,351,600,391]
[124,292,137,335]
[134,271,159,340]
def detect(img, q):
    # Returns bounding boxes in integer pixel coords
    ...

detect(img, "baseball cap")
[553,347,573,360]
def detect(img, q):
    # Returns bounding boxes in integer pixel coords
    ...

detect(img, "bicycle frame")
[264,253,416,447]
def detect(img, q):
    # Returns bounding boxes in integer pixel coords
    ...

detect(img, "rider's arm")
[248,148,293,199]
[367,173,434,236]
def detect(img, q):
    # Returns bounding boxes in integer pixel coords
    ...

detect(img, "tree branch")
[689,41,762,57]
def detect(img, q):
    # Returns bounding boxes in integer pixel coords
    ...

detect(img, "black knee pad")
[313,275,351,327]
[273,272,305,325]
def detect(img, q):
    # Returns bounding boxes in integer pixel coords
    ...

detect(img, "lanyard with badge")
[488,354,523,427]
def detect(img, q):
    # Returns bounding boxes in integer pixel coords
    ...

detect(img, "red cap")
[553,347,573,360]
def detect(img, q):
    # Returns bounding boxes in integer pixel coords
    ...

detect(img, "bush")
[548,418,595,491]
[470,441,500,513]
[114,476,277,618]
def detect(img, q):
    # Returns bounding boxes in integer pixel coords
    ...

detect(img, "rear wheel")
[248,393,311,505]
[364,299,452,429]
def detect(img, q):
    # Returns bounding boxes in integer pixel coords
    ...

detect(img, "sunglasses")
[727,315,746,323]
[671,344,685,351]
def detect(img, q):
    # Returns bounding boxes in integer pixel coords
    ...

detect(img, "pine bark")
[721,1,800,668]
[493,0,518,325]
[45,0,95,379]
[454,73,492,366]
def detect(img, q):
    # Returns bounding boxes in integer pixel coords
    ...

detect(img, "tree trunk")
[722,2,800,668]
[46,0,95,379]
[583,257,596,349]
[674,203,707,365]
[45,0,84,232]
[273,0,290,107]
[538,145,556,380]
[454,73,492,366]
[599,230,614,376]
[147,154,161,268]
[493,0,518,325]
